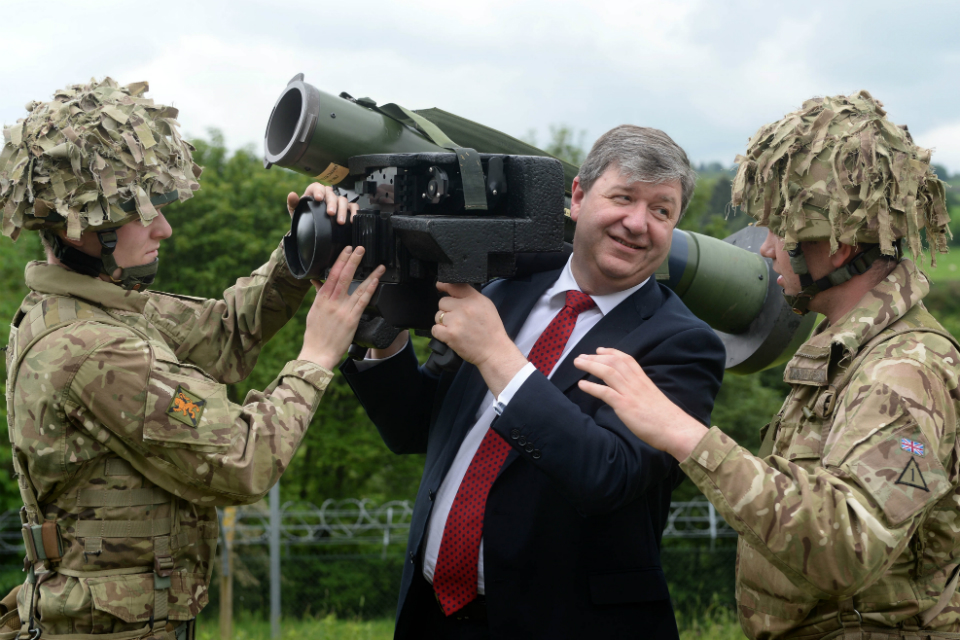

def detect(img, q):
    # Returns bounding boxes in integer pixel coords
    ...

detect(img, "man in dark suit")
[341,125,726,639]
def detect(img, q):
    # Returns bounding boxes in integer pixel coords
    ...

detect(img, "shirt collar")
[544,255,650,315]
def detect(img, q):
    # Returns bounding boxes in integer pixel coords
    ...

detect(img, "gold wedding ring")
[437,311,446,326]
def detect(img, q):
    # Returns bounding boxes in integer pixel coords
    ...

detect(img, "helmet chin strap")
[51,230,158,291]
[782,242,895,315]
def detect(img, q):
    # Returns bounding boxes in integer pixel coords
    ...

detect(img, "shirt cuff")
[493,362,537,415]
[353,338,410,372]
[279,360,334,393]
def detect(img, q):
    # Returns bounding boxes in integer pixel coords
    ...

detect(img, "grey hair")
[577,125,697,220]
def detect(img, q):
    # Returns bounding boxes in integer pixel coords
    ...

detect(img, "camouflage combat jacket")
[4,244,333,637]
[682,260,960,639]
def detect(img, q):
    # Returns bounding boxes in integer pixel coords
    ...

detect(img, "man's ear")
[570,176,584,223]
[829,242,856,269]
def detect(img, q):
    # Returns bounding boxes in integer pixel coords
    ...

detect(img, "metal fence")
[0,495,737,635]
[0,497,735,554]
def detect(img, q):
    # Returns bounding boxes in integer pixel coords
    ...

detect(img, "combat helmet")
[732,90,950,314]
[0,78,201,290]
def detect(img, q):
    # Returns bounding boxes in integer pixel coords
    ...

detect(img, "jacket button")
[524,443,534,453]
[517,436,527,446]
[510,429,521,440]
[428,489,436,501]
[532,449,542,459]
[409,552,416,564]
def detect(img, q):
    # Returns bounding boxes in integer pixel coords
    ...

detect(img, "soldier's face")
[570,167,681,296]
[759,230,832,295]
[111,211,173,270]
[62,210,172,277]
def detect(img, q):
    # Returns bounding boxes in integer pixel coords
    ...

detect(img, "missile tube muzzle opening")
[264,73,321,170]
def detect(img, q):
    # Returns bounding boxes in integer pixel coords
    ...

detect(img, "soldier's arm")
[64,326,330,506]
[144,241,312,384]
[680,352,957,600]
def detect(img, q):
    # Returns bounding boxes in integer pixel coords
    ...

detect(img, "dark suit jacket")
[341,268,725,639]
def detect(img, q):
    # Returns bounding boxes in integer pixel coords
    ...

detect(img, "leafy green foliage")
[521,124,588,166]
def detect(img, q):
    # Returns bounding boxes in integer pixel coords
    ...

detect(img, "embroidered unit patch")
[166,385,206,428]
[900,438,925,456]
[895,457,929,492]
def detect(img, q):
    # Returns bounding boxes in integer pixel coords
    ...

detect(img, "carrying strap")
[152,536,173,629]
[919,563,960,628]
[361,99,488,211]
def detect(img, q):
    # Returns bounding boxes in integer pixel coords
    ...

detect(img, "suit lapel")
[549,278,663,394]
[496,278,663,480]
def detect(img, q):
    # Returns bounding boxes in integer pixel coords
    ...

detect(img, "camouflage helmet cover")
[732,90,950,263]
[0,77,201,241]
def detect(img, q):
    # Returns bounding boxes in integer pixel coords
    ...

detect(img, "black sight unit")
[283,151,566,355]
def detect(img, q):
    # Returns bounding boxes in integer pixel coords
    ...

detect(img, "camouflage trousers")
[0,619,194,640]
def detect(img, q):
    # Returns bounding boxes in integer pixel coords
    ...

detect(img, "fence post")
[219,507,236,640]
[382,507,393,560]
[708,501,718,552]
[270,484,281,639]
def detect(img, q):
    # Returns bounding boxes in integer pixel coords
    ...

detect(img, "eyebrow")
[653,194,678,205]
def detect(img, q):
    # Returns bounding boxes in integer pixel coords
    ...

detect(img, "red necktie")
[433,290,596,615]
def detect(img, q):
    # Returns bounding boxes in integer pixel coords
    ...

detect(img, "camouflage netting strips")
[731,90,950,265]
[0,77,201,241]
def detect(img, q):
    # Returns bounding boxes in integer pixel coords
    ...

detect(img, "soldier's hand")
[298,246,385,370]
[287,184,358,225]
[574,348,708,461]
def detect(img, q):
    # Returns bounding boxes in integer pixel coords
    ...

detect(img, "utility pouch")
[20,521,63,566]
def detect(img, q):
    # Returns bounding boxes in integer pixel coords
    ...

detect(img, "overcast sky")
[4,0,960,173]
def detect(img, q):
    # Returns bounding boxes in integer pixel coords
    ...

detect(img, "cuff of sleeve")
[680,426,738,474]
[279,360,334,393]
[493,362,537,415]
[354,338,411,372]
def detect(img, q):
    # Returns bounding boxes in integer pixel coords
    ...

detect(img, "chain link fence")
[0,498,738,631]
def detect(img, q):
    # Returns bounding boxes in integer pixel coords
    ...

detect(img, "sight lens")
[296,209,316,268]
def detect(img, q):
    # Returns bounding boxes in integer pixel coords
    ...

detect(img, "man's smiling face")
[570,165,682,296]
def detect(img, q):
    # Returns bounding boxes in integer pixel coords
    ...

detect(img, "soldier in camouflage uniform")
[575,91,960,639]
[0,79,382,640]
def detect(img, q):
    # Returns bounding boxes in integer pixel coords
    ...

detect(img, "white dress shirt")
[416,256,648,593]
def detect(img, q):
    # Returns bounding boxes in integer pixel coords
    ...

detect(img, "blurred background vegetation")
[2,128,959,638]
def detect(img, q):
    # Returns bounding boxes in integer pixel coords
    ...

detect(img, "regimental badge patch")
[900,438,925,456]
[166,385,206,428]
[896,457,929,492]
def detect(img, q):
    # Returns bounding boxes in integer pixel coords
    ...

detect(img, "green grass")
[677,607,748,640]
[196,614,394,640]
[195,610,746,640]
